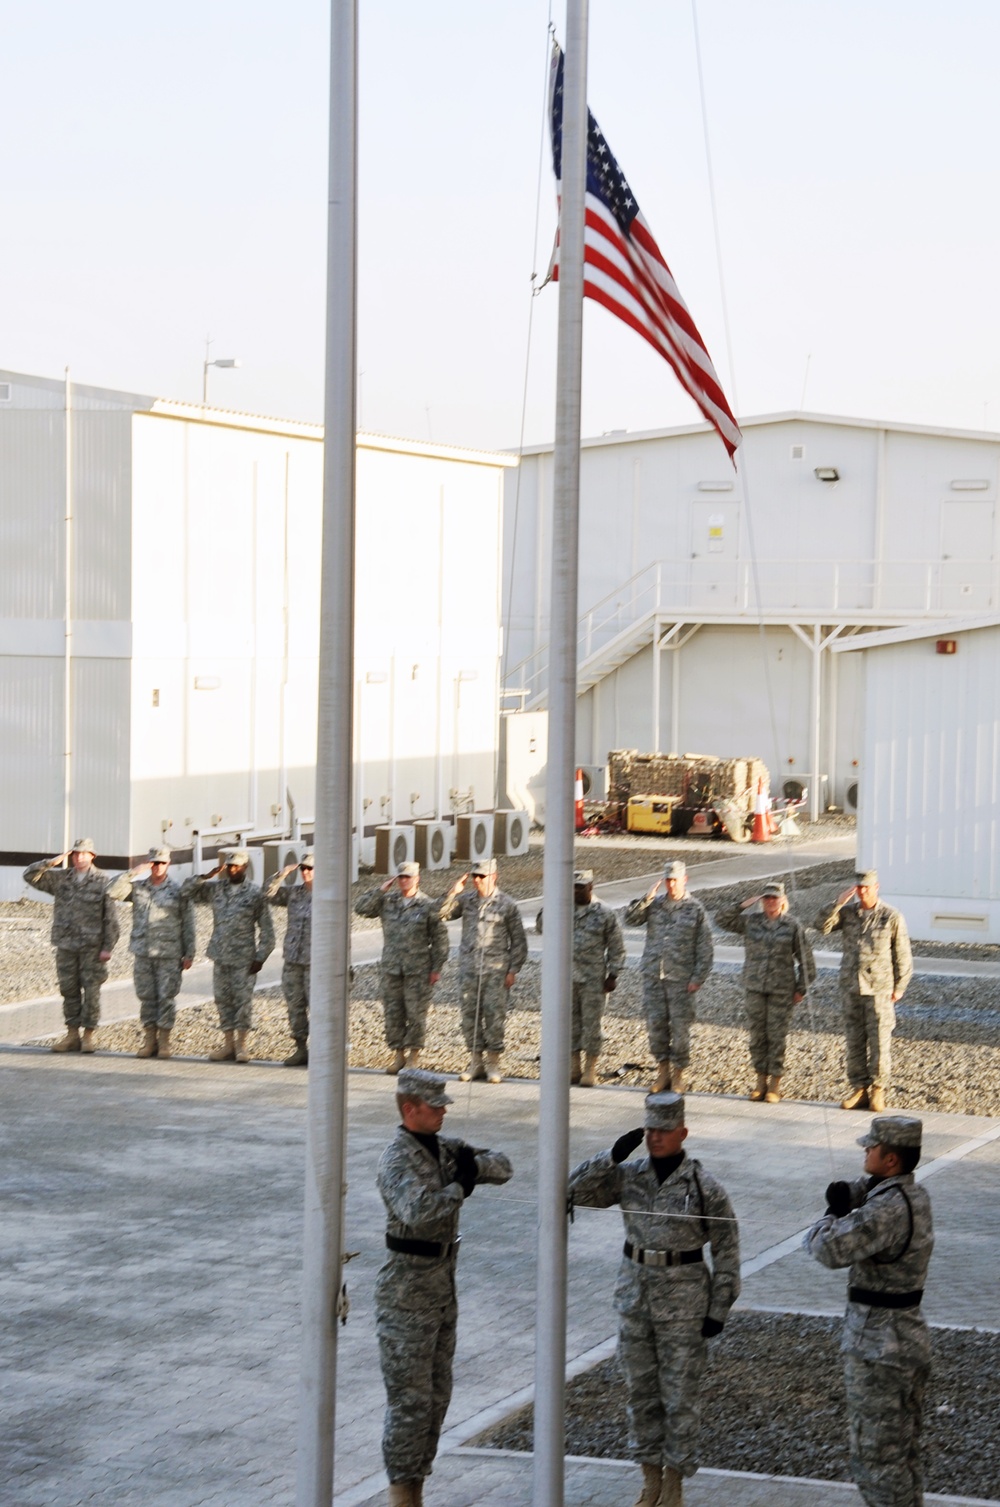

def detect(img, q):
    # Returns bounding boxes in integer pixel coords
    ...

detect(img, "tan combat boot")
[633,1463,662,1506]
[404,1047,421,1068]
[485,1051,503,1084]
[669,1065,686,1094]
[234,1030,251,1063]
[570,1050,582,1085]
[840,1084,869,1111]
[580,1052,600,1087]
[764,1075,782,1104]
[386,1048,406,1076]
[868,1084,886,1112]
[51,1026,81,1053]
[209,1030,236,1062]
[136,1026,158,1058]
[80,1028,97,1054]
[458,1052,483,1083]
[748,1072,767,1101]
[652,1060,671,1092]
[283,1039,308,1067]
[157,1028,173,1060]
[659,1464,684,1506]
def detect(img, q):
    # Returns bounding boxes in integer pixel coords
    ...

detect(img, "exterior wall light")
[814,467,840,482]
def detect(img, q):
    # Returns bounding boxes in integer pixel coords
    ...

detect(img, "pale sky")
[4,1,1000,452]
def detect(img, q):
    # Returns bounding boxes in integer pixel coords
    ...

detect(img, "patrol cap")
[226,848,251,867]
[72,837,96,855]
[762,881,785,898]
[470,858,498,877]
[300,850,315,867]
[664,860,687,880]
[856,869,879,887]
[573,869,594,885]
[644,1091,685,1130]
[397,862,420,878]
[148,847,172,864]
[397,1068,453,1107]
[857,1115,922,1150]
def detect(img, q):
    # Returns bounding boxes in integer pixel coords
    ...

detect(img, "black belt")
[624,1241,704,1269]
[848,1286,923,1309]
[386,1234,460,1259]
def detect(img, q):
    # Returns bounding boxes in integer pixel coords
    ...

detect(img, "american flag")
[547,44,742,462]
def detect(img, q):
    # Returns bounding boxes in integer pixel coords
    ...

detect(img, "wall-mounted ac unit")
[262,840,307,885]
[374,824,415,874]
[454,813,494,863]
[494,809,530,856]
[845,780,859,811]
[413,820,451,871]
[579,764,607,799]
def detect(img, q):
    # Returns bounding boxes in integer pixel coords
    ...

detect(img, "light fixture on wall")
[814,467,840,482]
[193,675,221,690]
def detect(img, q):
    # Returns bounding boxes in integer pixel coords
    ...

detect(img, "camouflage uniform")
[536,899,626,1054]
[375,1124,512,1484]
[182,873,275,1030]
[805,1157,933,1504]
[355,887,450,1050]
[107,873,195,1030]
[23,860,119,1029]
[718,903,816,1076]
[626,894,713,1070]
[569,1145,740,1477]
[815,898,913,1090]
[266,878,312,1040]
[438,888,527,1054]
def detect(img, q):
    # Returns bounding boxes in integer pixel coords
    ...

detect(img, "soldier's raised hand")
[611,1126,646,1164]
[835,886,858,906]
[825,1180,853,1217]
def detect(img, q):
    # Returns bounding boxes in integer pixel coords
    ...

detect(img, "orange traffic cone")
[575,769,586,831]
[751,777,772,843]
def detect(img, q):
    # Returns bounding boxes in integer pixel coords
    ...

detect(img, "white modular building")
[832,615,1000,943]
[503,413,1000,815]
[0,369,514,890]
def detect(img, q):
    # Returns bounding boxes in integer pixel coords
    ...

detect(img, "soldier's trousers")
[376,1297,458,1483]
[642,978,695,1068]
[382,969,431,1049]
[55,947,108,1029]
[283,962,310,1040]
[213,963,256,1031]
[459,969,509,1054]
[843,990,895,1089]
[134,956,183,1029]
[618,1308,707,1476]
[745,989,797,1076]
[572,980,606,1055]
[844,1354,928,1507]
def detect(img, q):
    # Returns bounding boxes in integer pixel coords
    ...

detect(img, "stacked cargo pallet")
[607,751,769,841]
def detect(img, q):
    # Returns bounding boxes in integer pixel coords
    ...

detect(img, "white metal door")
[939,501,994,610]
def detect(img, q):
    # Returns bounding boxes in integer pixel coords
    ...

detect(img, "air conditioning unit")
[454,813,494,863]
[845,780,859,811]
[494,809,530,856]
[374,824,415,874]
[579,764,607,799]
[262,840,307,885]
[413,820,451,871]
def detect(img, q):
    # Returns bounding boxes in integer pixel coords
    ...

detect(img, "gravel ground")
[472,1310,1000,1502]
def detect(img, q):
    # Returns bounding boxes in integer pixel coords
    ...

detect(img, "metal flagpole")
[533,4,588,1506]
[296,1,358,1503]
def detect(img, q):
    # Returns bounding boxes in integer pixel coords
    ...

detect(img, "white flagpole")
[296,1,358,1503]
[533,5,588,1506]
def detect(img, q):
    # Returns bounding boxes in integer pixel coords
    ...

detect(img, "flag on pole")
[547,44,742,462]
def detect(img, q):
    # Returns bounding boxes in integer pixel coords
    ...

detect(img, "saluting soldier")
[815,870,912,1112]
[805,1116,933,1507]
[375,1068,513,1507]
[266,849,314,1067]
[536,868,626,1087]
[355,861,450,1075]
[438,858,527,1085]
[23,838,119,1054]
[569,1092,740,1507]
[626,861,713,1093]
[182,849,274,1063]
[108,847,195,1059]
[718,880,816,1103]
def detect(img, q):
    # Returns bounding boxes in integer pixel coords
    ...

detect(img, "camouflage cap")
[573,869,594,885]
[470,858,498,877]
[397,861,420,878]
[226,849,251,867]
[644,1090,685,1130]
[762,881,785,898]
[299,850,315,867]
[856,870,879,887]
[397,1068,453,1107]
[148,847,172,864]
[72,837,96,854]
[857,1115,922,1151]
[664,860,687,880]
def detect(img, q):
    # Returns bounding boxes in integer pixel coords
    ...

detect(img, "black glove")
[825,1180,853,1218]
[611,1127,646,1164]
[603,975,617,994]
[701,1317,724,1339]
[454,1144,479,1198]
